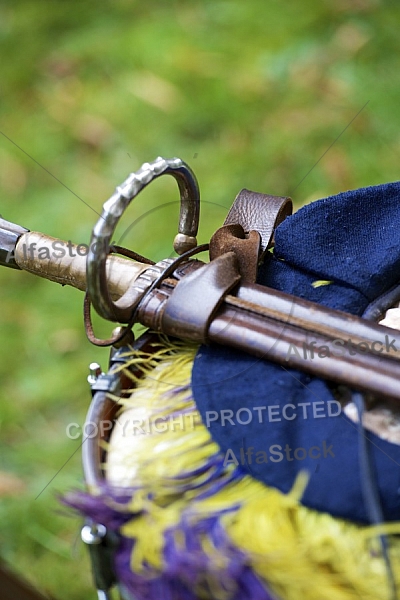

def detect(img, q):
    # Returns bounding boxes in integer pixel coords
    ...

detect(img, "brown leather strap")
[210,189,292,283]
[224,188,293,252]
[210,225,261,284]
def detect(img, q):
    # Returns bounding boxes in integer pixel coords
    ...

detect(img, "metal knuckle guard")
[86,157,200,323]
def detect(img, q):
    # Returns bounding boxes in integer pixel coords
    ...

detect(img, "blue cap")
[192,182,400,523]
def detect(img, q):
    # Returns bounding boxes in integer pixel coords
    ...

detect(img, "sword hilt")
[87,157,200,322]
[0,226,149,298]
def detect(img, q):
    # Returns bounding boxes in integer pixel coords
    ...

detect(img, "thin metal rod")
[209,306,400,402]
[231,283,400,362]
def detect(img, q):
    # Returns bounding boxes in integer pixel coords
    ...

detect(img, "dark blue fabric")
[192,182,400,523]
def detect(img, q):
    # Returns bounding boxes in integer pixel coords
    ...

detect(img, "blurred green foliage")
[1,1,400,598]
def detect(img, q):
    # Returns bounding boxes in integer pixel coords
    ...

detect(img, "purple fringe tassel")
[65,485,279,600]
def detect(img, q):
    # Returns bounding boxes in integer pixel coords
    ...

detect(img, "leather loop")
[209,189,292,284]
[224,188,293,254]
[209,224,260,284]
[161,252,241,343]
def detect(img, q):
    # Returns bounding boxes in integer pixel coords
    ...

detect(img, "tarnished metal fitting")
[0,217,29,269]
[81,521,116,597]
[87,362,102,385]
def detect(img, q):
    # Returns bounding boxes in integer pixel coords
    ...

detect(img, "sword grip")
[14,232,148,299]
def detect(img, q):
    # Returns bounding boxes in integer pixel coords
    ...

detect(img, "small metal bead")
[81,523,107,545]
[87,362,102,385]
[173,233,197,255]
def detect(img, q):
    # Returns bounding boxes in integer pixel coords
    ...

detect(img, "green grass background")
[0,1,400,598]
